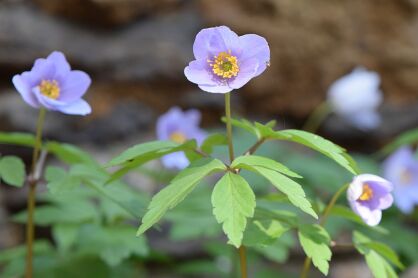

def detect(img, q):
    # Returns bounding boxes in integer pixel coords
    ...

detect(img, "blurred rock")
[402,264,418,278]
[0,90,156,145]
[330,258,372,278]
[0,0,200,81]
[201,0,418,116]
[33,0,183,26]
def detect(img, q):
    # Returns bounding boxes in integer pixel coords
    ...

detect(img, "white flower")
[327,67,383,130]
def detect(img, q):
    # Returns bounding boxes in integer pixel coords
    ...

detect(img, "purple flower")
[347,174,393,226]
[327,67,383,130]
[157,107,207,170]
[383,147,418,214]
[184,26,270,93]
[12,51,91,115]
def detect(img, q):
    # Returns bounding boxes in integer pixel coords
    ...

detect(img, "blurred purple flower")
[327,67,382,130]
[157,107,207,170]
[383,146,418,214]
[184,26,270,93]
[12,51,91,115]
[347,174,393,226]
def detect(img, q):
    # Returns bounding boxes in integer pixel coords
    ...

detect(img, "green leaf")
[298,224,332,275]
[46,166,81,195]
[0,156,26,187]
[212,172,256,248]
[221,117,259,137]
[77,224,148,267]
[363,242,404,269]
[0,132,36,147]
[200,133,228,154]
[353,231,400,278]
[45,142,96,165]
[52,224,79,253]
[237,164,317,218]
[137,158,225,235]
[106,140,197,183]
[106,140,196,167]
[0,240,52,263]
[329,205,389,234]
[13,199,99,226]
[231,155,302,178]
[243,219,289,247]
[68,164,148,219]
[276,129,359,174]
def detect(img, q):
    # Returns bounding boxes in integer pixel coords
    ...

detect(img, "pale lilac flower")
[157,107,207,170]
[383,147,418,214]
[347,174,393,226]
[12,51,91,115]
[327,67,383,130]
[184,26,270,93]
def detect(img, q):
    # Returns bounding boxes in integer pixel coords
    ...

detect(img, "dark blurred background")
[1,1,418,276]
[1,0,418,147]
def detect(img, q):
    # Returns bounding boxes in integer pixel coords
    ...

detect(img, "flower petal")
[184,60,216,86]
[393,190,416,214]
[344,110,381,130]
[59,70,91,102]
[47,51,71,79]
[193,26,241,60]
[161,152,189,170]
[56,99,92,115]
[228,58,259,90]
[351,202,382,226]
[378,193,393,210]
[198,83,233,94]
[239,34,270,76]
[12,74,40,108]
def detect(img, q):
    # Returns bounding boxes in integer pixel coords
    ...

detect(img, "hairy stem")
[225,93,235,163]
[300,183,349,278]
[224,93,248,278]
[239,246,248,278]
[302,102,331,133]
[25,108,46,278]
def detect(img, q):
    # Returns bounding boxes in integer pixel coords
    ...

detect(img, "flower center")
[400,168,412,185]
[358,183,373,201]
[208,51,239,79]
[170,131,187,144]
[39,80,60,99]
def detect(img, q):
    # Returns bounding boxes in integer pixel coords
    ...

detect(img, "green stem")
[224,93,248,278]
[225,93,234,163]
[300,183,349,278]
[25,108,46,278]
[302,102,331,133]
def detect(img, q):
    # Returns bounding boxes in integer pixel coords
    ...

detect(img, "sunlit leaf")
[212,172,256,248]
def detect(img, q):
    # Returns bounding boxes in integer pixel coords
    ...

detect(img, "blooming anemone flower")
[327,67,383,130]
[12,51,91,115]
[347,174,393,226]
[184,26,270,93]
[383,147,418,214]
[157,107,207,170]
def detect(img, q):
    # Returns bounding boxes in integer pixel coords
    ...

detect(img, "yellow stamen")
[358,183,373,201]
[208,51,239,79]
[400,169,412,185]
[39,80,60,99]
[170,131,187,144]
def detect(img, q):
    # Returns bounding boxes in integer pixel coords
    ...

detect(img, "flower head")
[184,26,270,93]
[157,107,207,170]
[12,51,91,115]
[347,174,393,226]
[383,146,418,214]
[327,67,383,130]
